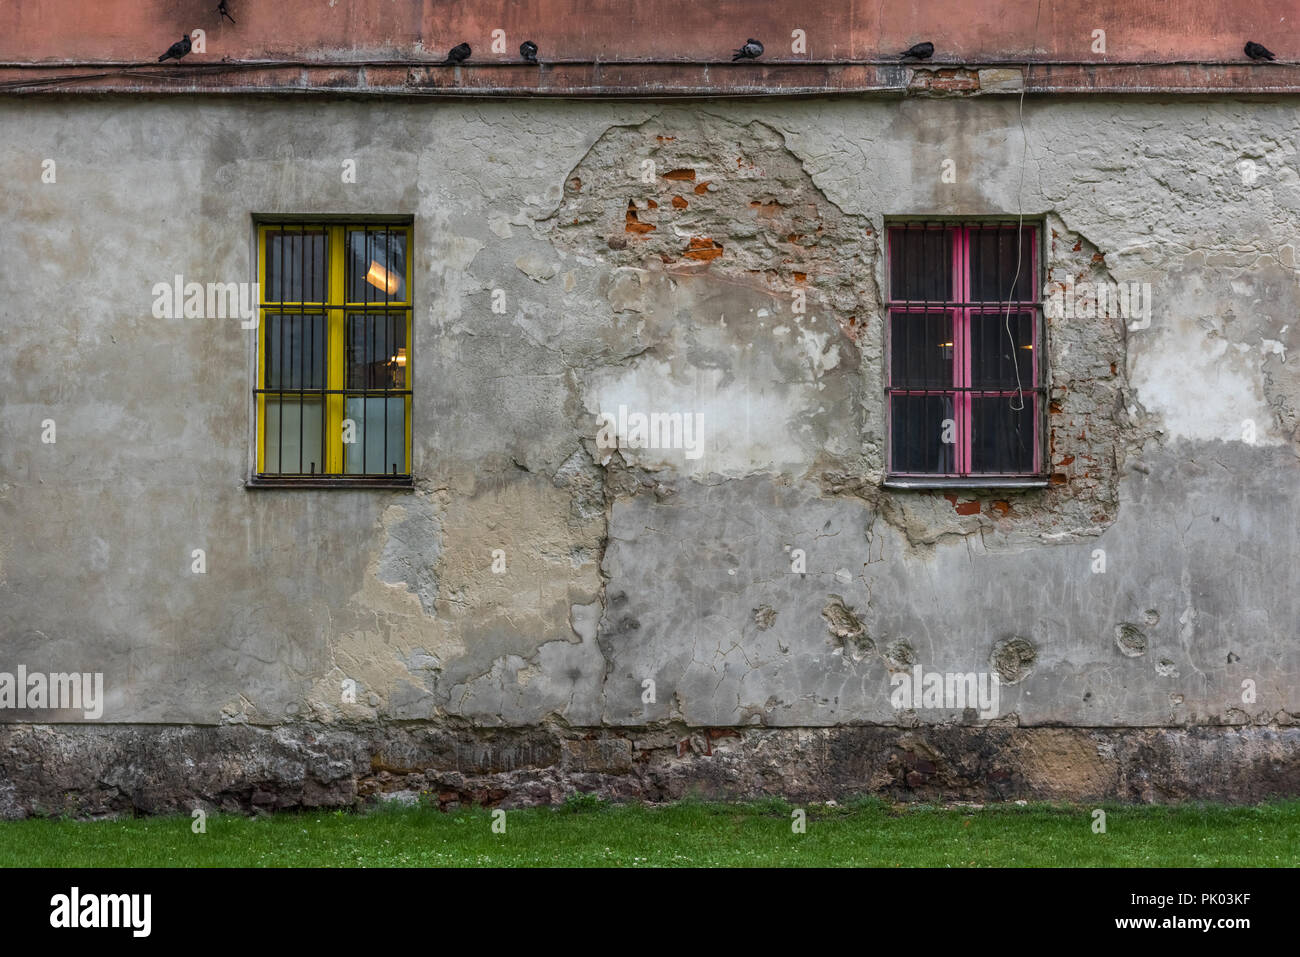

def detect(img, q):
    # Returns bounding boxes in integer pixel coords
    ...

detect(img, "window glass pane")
[265,398,324,474]
[259,223,413,478]
[891,394,955,474]
[889,227,953,302]
[968,226,1034,302]
[344,397,406,475]
[346,313,407,389]
[969,309,1034,390]
[890,310,954,389]
[265,314,326,390]
[346,229,407,302]
[971,396,1035,473]
[265,229,327,302]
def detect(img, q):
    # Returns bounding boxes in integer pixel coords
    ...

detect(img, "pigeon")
[158,35,192,62]
[1244,41,1276,61]
[732,38,764,61]
[899,41,934,60]
[520,40,538,63]
[217,0,235,24]
[442,42,471,66]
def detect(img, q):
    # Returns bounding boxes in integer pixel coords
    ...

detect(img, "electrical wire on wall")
[1001,0,1044,415]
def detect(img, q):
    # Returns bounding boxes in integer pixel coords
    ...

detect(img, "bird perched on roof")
[442,42,471,66]
[899,41,934,60]
[158,35,192,62]
[520,40,538,63]
[217,1,235,24]
[1244,41,1276,61]
[733,38,764,61]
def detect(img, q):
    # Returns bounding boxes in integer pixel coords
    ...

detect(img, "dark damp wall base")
[2,723,1297,818]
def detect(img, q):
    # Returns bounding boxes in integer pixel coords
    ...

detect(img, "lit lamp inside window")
[388,346,407,386]
[366,260,401,295]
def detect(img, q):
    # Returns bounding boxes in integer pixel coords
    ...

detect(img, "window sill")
[883,476,1049,490]
[245,475,414,490]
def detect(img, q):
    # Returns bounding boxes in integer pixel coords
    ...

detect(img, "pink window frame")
[885,223,1042,479]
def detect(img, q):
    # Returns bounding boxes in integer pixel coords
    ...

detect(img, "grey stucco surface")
[1,95,1297,735]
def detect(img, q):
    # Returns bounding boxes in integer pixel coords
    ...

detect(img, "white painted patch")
[583,357,807,475]
[798,327,839,374]
[1130,319,1283,445]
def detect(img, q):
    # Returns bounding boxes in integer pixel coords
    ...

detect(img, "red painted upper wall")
[1,0,1294,63]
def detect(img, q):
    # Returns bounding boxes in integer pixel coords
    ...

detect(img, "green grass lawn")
[1,797,1297,867]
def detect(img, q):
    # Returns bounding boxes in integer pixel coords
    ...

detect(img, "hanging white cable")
[1003,0,1044,414]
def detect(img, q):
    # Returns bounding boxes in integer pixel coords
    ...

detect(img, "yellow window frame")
[256,223,413,478]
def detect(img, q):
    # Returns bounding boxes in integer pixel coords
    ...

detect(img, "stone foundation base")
[2,723,1297,818]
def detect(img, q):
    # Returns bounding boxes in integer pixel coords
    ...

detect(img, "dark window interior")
[969,309,1033,390]
[891,394,956,474]
[265,230,327,302]
[971,396,1035,473]
[887,223,1041,481]
[889,310,954,389]
[968,226,1035,302]
[890,228,953,302]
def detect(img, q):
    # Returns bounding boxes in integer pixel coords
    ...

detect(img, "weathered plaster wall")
[1,95,1298,809]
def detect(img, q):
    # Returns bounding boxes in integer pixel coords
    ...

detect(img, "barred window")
[885,222,1045,486]
[254,222,412,486]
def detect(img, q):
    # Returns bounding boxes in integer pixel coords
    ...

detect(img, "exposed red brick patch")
[793,271,807,282]
[1049,400,1063,414]
[1050,473,1069,486]
[655,135,675,142]
[646,198,658,209]
[663,168,695,181]
[693,181,711,194]
[1058,454,1075,466]
[908,68,980,93]
[683,237,723,261]
[671,195,688,208]
[677,736,713,757]
[992,500,1012,516]
[1072,239,1083,252]
[1091,252,1106,264]
[625,201,655,235]
[942,492,982,515]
